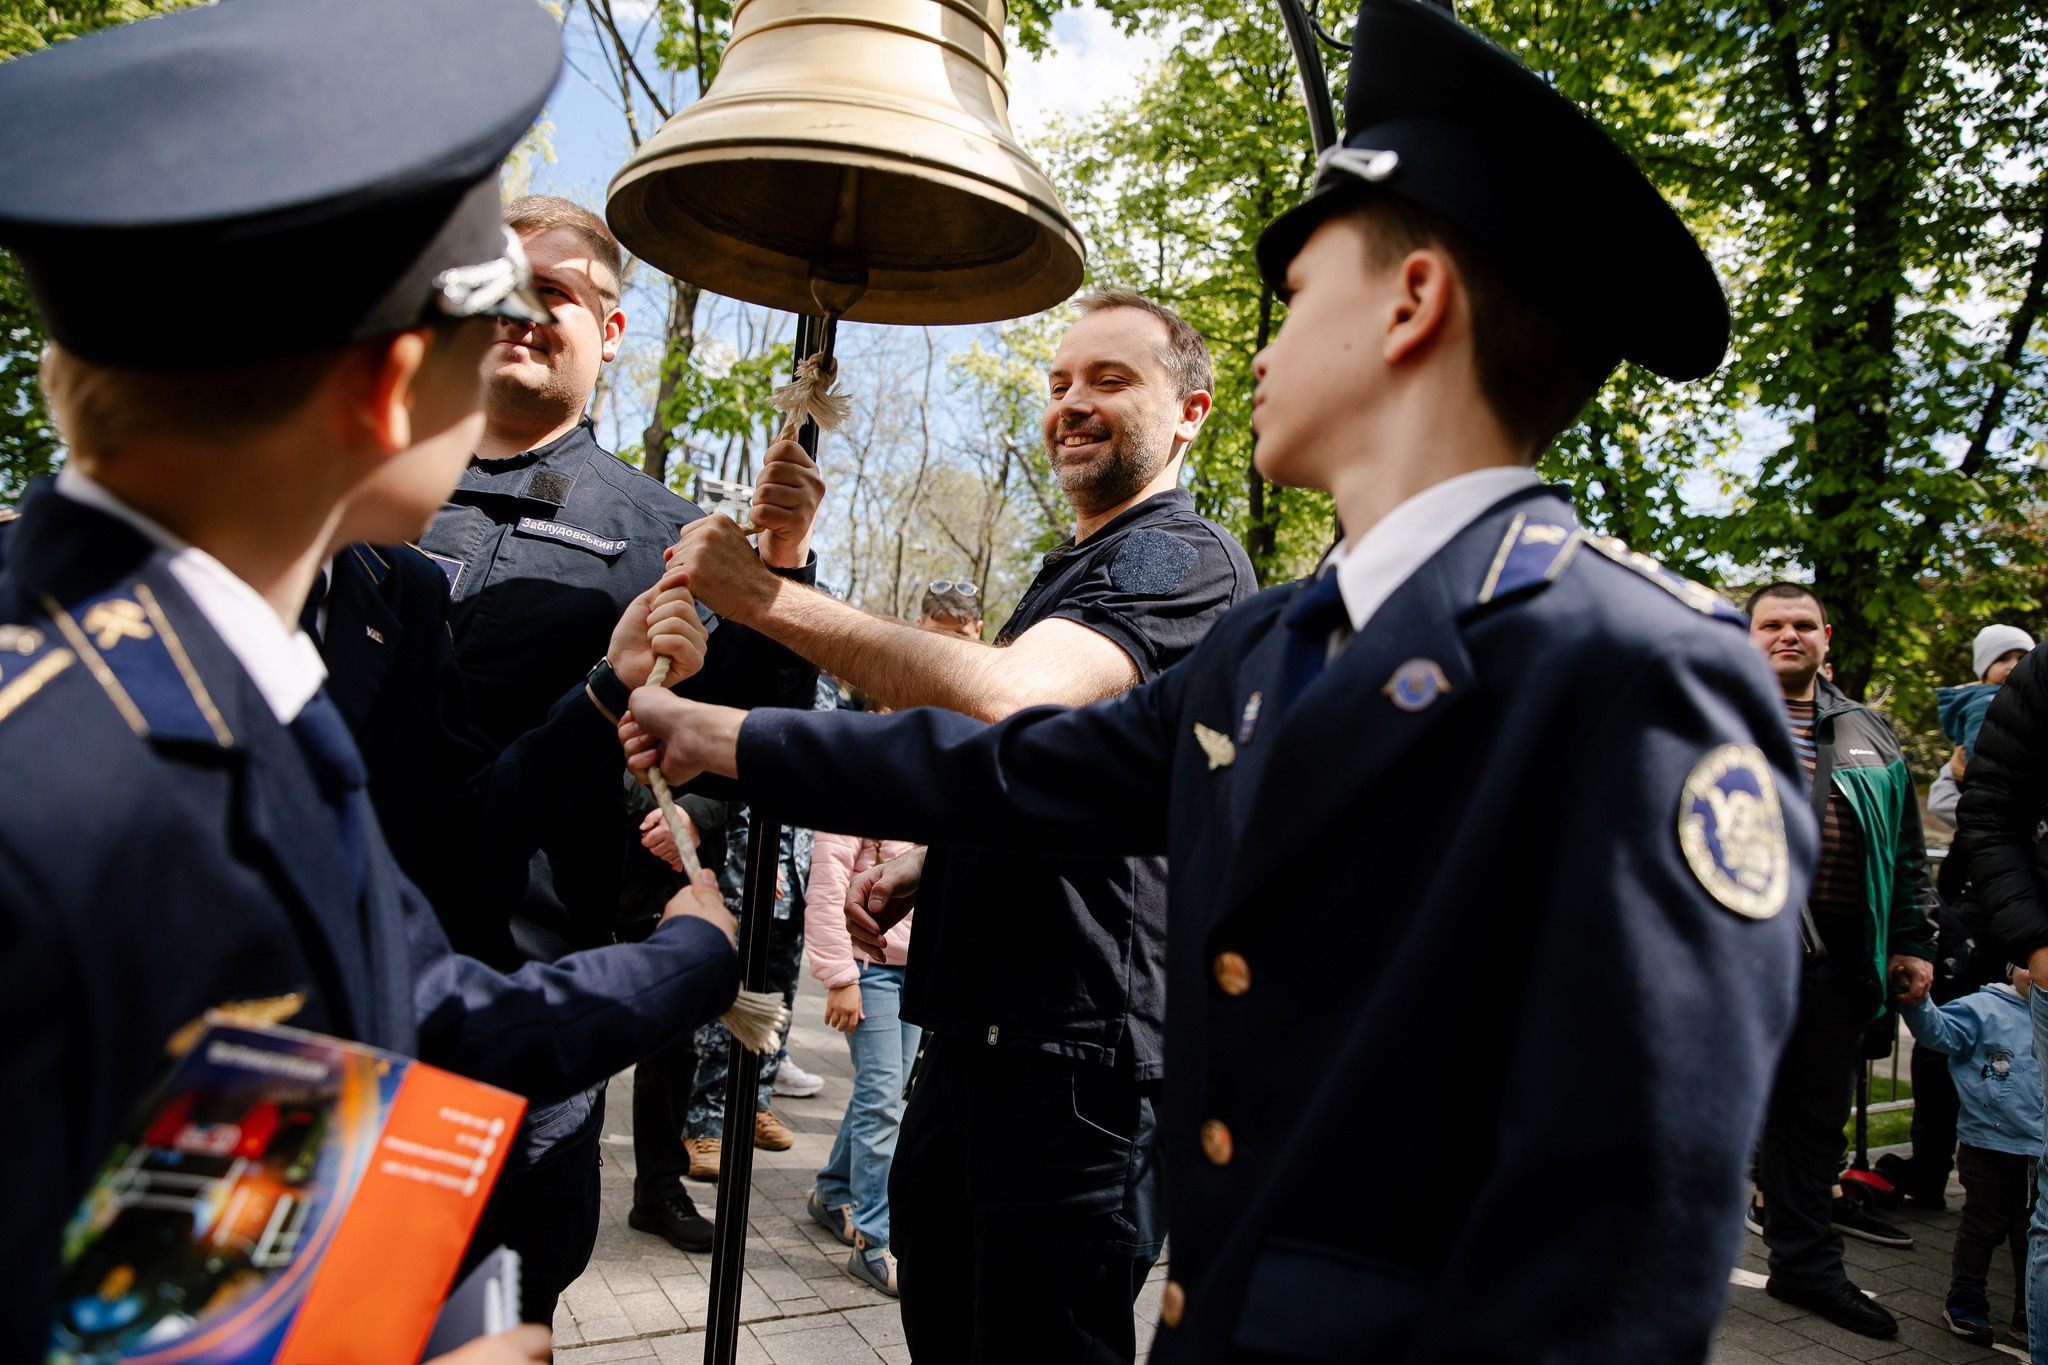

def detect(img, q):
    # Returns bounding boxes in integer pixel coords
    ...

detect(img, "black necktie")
[290,690,367,902]
[299,571,329,648]
[1275,571,1350,719]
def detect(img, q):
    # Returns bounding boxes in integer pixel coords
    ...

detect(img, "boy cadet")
[620,1,1815,1359]
[0,0,739,1344]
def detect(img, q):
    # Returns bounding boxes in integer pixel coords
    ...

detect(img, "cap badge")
[1382,658,1450,713]
[1238,691,1262,746]
[1317,146,1401,186]
[435,227,543,320]
[1677,744,1789,920]
[1192,722,1236,770]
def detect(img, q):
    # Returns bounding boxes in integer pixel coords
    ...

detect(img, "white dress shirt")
[1326,465,1542,635]
[55,466,327,723]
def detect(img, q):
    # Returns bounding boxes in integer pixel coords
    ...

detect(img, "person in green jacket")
[1745,582,1940,1340]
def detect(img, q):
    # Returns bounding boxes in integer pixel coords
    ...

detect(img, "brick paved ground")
[553,971,1166,1364]
[553,975,2012,1365]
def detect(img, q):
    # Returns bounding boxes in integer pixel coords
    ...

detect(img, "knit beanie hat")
[1974,624,2035,681]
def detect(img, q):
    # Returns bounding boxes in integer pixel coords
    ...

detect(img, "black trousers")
[1906,1036,1961,1195]
[632,1030,704,1207]
[1952,1143,2031,1310]
[891,1035,1164,1364]
[462,1082,607,1323]
[1758,957,1870,1291]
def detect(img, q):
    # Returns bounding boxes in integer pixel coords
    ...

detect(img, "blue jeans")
[2026,986,2048,1359]
[814,964,918,1249]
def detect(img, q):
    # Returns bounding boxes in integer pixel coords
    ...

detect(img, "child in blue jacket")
[1904,965,2041,1346]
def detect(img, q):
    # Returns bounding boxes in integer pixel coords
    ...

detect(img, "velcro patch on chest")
[1110,528,1197,596]
[514,517,629,557]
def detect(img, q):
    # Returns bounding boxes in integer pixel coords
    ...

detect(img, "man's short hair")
[1073,289,1213,401]
[1744,581,1828,626]
[920,582,981,622]
[505,194,624,310]
[1346,198,1596,456]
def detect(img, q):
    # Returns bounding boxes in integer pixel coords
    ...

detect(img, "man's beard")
[1049,421,1172,518]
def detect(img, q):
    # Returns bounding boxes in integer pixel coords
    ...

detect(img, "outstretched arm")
[619,658,1191,858]
[409,871,739,1108]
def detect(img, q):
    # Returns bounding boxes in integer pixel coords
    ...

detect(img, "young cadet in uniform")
[663,290,1255,1363]
[620,2,1816,1360]
[418,196,823,1299]
[0,0,739,1345]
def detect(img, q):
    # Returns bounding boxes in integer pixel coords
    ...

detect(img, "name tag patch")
[515,517,629,557]
[419,549,466,594]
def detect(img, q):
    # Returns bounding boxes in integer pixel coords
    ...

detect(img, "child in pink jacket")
[804,831,918,1296]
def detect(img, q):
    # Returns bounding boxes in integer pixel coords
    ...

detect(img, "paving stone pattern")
[554,971,1167,1364]
[555,974,1989,1365]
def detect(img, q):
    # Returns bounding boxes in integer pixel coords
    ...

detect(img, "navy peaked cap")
[0,0,564,367]
[1255,0,1729,384]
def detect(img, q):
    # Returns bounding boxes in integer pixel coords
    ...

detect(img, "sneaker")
[755,1109,795,1151]
[1743,1196,1765,1237]
[1944,1289,1993,1345]
[847,1235,898,1298]
[628,1190,715,1253]
[1873,1152,1946,1208]
[1766,1280,1898,1339]
[684,1136,721,1181]
[1829,1196,1913,1248]
[808,1188,856,1246]
[773,1060,825,1098]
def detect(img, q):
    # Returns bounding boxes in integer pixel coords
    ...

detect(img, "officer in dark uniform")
[416,198,822,1306]
[0,0,739,1346]
[621,3,1817,1360]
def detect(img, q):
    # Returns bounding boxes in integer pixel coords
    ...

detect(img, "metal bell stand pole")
[704,311,835,1365]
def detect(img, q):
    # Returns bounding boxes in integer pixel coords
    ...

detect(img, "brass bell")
[607,0,1086,325]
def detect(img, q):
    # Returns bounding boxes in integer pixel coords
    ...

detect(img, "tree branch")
[1957,201,2048,480]
[586,0,673,131]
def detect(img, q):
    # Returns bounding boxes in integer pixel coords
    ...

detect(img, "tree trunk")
[641,280,700,485]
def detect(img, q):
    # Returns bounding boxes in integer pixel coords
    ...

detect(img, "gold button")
[1212,951,1251,996]
[1161,1279,1185,1328]
[1201,1119,1234,1166]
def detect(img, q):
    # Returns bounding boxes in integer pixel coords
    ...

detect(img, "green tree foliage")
[1460,0,2048,701]
[0,1,195,499]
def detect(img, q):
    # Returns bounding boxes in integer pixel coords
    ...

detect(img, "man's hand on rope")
[639,803,700,872]
[751,436,824,569]
[845,846,924,964]
[664,515,779,626]
[642,566,709,682]
[620,688,746,788]
[660,868,738,951]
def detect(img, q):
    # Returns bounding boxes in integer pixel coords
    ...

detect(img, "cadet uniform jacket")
[734,487,1813,1364]
[0,487,740,1346]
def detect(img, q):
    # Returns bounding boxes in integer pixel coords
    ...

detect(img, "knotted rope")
[639,352,848,1054]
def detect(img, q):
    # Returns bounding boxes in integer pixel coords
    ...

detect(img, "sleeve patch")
[1678,744,1789,919]
[1110,529,1198,596]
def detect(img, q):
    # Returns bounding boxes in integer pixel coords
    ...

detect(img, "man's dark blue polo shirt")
[910,486,1255,1077]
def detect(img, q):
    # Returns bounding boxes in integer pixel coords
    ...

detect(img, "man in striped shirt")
[1746,582,1940,1340]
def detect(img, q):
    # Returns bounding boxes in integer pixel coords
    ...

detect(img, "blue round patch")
[1677,744,1789,919]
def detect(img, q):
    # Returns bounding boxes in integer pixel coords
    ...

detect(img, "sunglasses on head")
[928,580,979,597]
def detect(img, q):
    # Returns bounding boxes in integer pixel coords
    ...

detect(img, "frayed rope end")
[721,988,790,1055]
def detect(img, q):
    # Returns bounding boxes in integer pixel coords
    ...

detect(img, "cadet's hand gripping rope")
[639,353,847,1055]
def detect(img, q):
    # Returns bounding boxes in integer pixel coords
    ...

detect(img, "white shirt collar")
[1328,466,1543,634]
[54,467,327,723]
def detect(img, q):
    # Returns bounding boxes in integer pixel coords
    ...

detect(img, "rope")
[637,351,849,1056]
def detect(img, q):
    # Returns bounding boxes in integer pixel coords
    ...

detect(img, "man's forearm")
[746,578,1022,720]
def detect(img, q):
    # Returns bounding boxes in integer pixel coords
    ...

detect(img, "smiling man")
[1744,582,1938,1339]
[662,289,1255,1363]
[417,194,824,1318]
